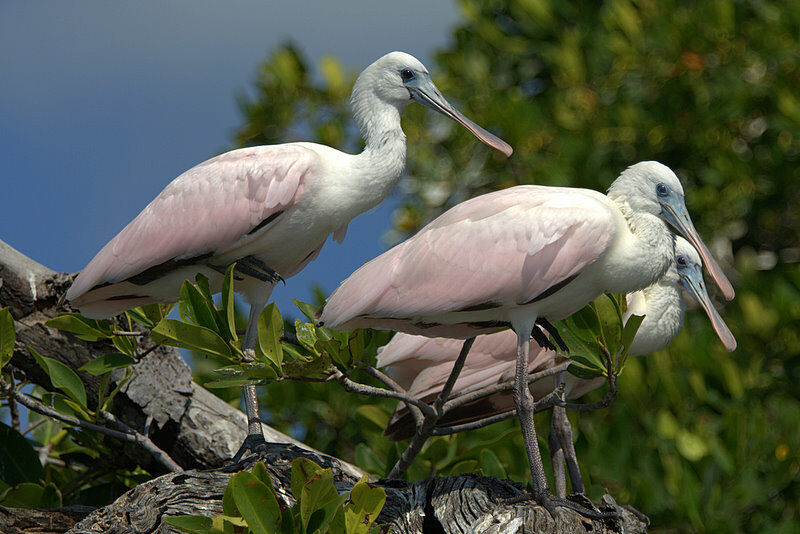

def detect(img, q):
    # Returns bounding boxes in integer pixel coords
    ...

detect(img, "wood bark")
[0,241,648,533]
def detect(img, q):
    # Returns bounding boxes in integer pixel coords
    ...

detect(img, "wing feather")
[320,186,616,329]
[68,145,316,302]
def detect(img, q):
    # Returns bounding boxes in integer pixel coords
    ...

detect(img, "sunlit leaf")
[229,470,281,534]
[344,477,386,534]
[30,347,87,407]
[256,304,283,369]
[45,313,112,342]
[78,353,137,376]
[150,319,232,361]
[0,308,14,369]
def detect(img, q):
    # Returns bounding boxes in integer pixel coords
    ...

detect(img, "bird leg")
[388,337,475,478]
[230,303,267,464]
[512,329,551,499]
[507,331,619,521]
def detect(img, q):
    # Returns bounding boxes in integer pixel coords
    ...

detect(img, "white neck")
[625,268,685,356]
[343,77,408,207]
[604,194,675,295]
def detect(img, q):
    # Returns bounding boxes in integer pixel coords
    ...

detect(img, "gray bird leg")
[507,331,619,521]
[230,302,267,463]
[512,329,551,499]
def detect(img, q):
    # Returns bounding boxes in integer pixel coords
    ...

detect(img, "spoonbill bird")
[318,161,733,511]
[65,51,512,459]
[377,236,736,497]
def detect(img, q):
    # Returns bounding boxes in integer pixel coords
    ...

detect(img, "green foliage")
[229,3,800,531]
[167,460,384,534]
[0,307,14,370]
[0,422,45,487]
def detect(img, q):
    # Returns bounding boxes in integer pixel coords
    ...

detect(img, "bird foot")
[228,432,268,466]
[504,491,620,521]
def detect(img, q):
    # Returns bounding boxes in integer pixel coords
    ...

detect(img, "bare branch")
[361,365,424,428]
[330,368,436,419]
[431,383,567,436]
[443,360,572,412]
[0,377,182,473]
[111,330,149,337]
[388,338,475,478]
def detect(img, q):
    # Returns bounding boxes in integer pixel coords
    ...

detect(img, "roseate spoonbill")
[318,161,733,512]
[65,51,512,460]
[377,236,736,497]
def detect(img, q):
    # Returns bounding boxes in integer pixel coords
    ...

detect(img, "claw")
[504,491,621,522]
[229,432,268,465]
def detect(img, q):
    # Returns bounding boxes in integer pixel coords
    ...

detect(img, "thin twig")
[559,347,617,411]
[361,365,424,429]
[330,368,436,418]
[431,383,567,436]
[0,377,182,473]
[21,417,47,436]
[388,338,475,479]
[443,360,571,412]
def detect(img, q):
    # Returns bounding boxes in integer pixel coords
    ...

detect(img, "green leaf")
[355,405,388,431]
[0,307,14,369]
[45,313,112,342]
[293,299,319,322]
[479,449,507,479]
[164,515,213,534]
[30,347,87,407]
[345,329,365,366]
[567,362,604,379]
[595,293,623,353]
[251,461,273,488]
[229,470,281,534]
[181,279,220,331]
[295,320,319,353]
[150,319,232,360]
[221,264,238,342]
[291,457,325,502]
[125,303,172,329]
[345,477,386,534]
[354,444,385,476]
[621,313,645,354]
[203,377,260,389]
[256,304,283,368]
[78,353,136,376]
[222,477,238,518]
[111,334,137,357]
[0,422,44,485]
[0,482,60,509]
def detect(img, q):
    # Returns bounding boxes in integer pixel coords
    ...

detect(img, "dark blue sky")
[0,1,460,316]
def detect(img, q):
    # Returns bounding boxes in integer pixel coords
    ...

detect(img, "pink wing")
[379,330,562,398]
[67,145,317,302]
[320,186,615,331]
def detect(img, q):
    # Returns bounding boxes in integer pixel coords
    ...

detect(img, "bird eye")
[656,183,669,197]
[400,68,415,82]
[676,255,688,267]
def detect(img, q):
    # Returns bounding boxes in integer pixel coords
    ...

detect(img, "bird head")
[609,161,734,301]
[354,52,513,156]
[674,236,737,351]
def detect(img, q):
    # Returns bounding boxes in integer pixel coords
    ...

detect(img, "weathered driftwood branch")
[0,239,363,479]
[58,443,646,534]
